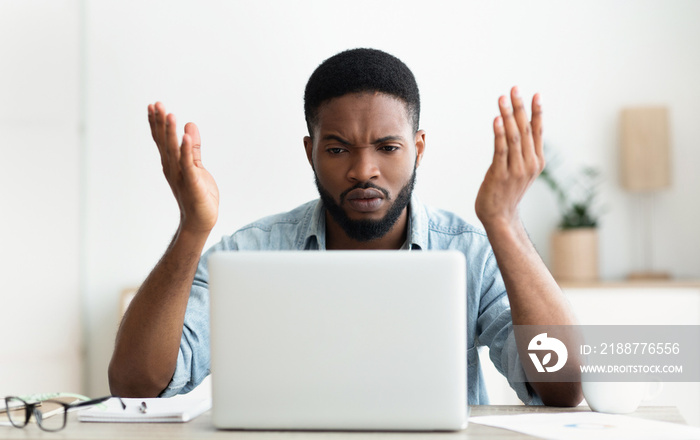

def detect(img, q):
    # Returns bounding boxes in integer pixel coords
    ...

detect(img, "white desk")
[0,406,687,439]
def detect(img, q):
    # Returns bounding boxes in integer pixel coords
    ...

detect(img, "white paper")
[78,395,211,423]
[470,411,700,440]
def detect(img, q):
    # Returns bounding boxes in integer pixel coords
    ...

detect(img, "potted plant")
[539,153,603,282]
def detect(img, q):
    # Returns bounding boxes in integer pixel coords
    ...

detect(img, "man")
[109,48,582,406]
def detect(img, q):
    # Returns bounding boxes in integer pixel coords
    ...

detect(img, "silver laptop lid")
[209,250,467,431]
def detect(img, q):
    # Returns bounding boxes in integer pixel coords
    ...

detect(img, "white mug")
[582,381,663,414]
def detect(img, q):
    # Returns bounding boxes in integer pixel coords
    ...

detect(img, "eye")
[379,145,400,152]
[326,147,347,155]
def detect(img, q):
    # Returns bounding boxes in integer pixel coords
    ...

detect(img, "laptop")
[208,250,467,431]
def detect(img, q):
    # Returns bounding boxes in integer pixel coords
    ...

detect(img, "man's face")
[304,92,425,242]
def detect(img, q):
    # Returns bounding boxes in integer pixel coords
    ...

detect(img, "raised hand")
[475,86,544,230]
[147,102,219,234]
[110,104,221,397]
[472,89,583,406]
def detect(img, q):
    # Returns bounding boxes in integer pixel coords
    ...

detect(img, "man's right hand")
[148,102,219,234]
[109,103,220,397]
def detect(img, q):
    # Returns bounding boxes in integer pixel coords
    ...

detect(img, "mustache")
[339,182,390,204]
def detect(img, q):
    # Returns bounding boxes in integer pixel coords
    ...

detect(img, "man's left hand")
[475,86,544,231]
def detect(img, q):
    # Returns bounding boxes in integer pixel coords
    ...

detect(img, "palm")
[148,103,220,234]
[173,158,219,233]
[475,89,544,230]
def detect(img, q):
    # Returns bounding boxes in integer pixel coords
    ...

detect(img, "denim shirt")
[160,195,541,405]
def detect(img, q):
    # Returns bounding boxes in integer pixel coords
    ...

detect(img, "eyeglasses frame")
[4,395,126,432]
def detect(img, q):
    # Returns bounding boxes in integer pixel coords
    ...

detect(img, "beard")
[314,167,417,243]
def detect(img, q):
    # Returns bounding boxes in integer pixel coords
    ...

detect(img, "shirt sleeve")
[159,241,231,397]
[159,281,211,397]
[476,250,543,405]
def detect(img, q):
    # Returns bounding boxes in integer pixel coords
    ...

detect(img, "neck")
[325,209,409,250]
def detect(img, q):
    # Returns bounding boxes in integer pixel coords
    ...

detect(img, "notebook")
[78,392,211,423]
[208,250,468,431]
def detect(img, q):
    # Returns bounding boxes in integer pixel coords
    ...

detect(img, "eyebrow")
[322,134,351,145]
[321,134,406,145]
[372,135,406,144]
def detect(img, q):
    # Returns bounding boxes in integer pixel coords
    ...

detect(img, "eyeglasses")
[4,395,126,432]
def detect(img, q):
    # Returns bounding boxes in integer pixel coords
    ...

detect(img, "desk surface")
[0,405,687,440]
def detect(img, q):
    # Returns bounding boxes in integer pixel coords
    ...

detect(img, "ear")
[303,136,314,168]
[414,130,426,168]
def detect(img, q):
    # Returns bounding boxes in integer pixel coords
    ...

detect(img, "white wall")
[1,0,698,400]
[0,0,83,394]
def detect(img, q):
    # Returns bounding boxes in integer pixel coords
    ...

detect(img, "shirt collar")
[406,193,427,250]
[301,200,326,250]
[302,193,427,251]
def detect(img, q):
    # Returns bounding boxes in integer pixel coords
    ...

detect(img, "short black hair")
[304,48,420,137]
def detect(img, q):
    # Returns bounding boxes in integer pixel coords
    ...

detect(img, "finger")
[510,86,535,160]
[154,102,168,147]
[165,113,181,175]
[147,104,158,143]
[531,93,544,162]
[180,133,198,183]
[499,94,522,169]
[152,102,170,171]
[184,122,202,167]
[492,116,508,170]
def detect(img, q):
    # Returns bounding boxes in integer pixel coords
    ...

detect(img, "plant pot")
[550,227,599,282]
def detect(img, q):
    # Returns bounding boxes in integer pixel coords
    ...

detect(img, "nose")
[346,150,380,183]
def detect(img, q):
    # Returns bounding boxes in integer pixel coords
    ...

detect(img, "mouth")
[344,188,386,213]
